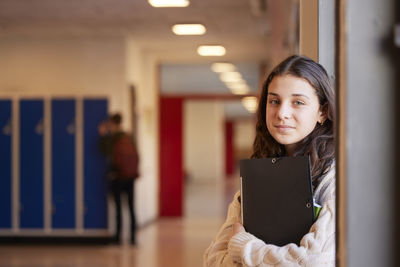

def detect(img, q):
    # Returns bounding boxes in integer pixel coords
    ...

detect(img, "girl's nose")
[277,104,291,120]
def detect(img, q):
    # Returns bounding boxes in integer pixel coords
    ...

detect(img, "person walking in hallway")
[99,113,139,245]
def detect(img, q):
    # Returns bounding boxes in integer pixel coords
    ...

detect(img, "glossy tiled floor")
[0,177,239,267]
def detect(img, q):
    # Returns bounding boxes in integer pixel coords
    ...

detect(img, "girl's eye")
[269,99,280,105]
[294,100,305,106]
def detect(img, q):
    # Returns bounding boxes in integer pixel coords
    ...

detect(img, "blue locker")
[51,99,76,229]
[20,100,44,228]
[0,100,12,228]
[83,99,108,229]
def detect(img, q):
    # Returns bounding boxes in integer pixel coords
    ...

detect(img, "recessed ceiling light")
[225,80,247,88]
[211,63,236,73]
[241,96,258,113]
[148,0,190,8]
[197,45,226,56]
[172,24,206,35]
[227,83,250,95]
[231,88,250,95]
[227,83,250,91]
[219,71,243,83]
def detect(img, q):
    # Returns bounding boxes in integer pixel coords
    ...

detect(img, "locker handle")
[35,119,44,135]
[2,119,11,136]
[67,121,76,135]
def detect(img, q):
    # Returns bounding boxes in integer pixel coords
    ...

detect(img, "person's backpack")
[112,133,139,179]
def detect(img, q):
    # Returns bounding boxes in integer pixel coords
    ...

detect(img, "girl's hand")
[232,222,245,236]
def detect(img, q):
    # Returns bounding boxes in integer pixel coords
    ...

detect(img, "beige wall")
[234,119,256,160]
[299,0,318,61]
[126,39,159,225]
[184,100,225,183]
[0,37,132,127]
[0,36,159,226]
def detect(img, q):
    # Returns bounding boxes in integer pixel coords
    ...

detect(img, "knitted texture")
[204,166,336,267]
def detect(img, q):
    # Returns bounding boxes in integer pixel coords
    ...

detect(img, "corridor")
[0,178,239,267]
[1,0,399,266]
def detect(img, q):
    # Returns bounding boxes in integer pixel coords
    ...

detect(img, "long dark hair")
[252,55,335,186]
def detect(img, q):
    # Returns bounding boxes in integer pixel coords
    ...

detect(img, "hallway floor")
[0,177,239,267]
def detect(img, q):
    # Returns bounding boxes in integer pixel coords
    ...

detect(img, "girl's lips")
[274,125,295,132]
[275,125,295,129]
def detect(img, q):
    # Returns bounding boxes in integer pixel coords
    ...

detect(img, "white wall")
[0,36,159,227]
[126,39,159,225]
[0,37,133,128]
[184,100,225,183]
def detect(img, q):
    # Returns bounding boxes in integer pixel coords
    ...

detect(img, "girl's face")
[266,74,325,155]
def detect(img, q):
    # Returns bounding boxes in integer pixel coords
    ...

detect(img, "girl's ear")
[318,103,328,124]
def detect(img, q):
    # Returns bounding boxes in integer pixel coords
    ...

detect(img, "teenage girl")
[204,55,336,266]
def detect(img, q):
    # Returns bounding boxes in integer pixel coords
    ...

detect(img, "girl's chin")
[272,135,297,146]
[274,138,303,150]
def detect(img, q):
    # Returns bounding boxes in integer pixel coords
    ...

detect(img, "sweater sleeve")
[227,178,336,267]
[204,169,336,267]
[203,191,242,267]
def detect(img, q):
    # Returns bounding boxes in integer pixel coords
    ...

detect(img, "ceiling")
[0,0,298,63]
[0,0,298,118]
[161,63,260,95]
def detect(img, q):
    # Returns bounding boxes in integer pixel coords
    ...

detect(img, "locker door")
[20,100,44,228]
[52,99,76,229]
[0,100,12,228]
[83,99,108,229]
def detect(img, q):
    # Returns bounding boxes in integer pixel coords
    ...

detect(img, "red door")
[159,97,183,216]
[225,121,234,176]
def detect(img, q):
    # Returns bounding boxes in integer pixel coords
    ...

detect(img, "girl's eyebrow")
[292,93,310,99]
[268,92,310,100]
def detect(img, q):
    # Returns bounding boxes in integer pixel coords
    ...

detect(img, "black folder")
[240,156,314,246]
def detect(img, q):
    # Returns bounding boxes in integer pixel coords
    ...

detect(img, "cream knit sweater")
[204,165,336,267]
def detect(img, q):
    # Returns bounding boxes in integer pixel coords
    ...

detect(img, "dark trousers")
[110,179,136,242]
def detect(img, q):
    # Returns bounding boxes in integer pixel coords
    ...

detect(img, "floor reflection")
[0,176,240,267]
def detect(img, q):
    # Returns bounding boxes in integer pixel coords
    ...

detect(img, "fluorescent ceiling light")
[219,71,243,83]
[227,83,250,91]
[197,45,226,56]
[172,24,206,35]
[211,63,236,73]
[148,0,190,7]
[225,80,247,88]
[228,83,250,95]
[230,87,250,95]
[241,96,258,113]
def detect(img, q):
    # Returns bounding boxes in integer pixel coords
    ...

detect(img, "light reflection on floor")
[0,177,239,267]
